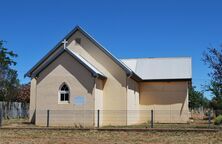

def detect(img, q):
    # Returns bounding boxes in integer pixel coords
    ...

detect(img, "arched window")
[59,83,69,103]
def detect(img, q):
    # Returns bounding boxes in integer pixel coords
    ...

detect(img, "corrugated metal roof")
[121,57,192,80]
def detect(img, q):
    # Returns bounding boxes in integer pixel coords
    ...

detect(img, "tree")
[17,83,30,103]
[208,81,222,115]
[189,86,209,109]
[202,46,222,111]
[0,40,20,102]
[0,40,17,66]
[0,68,20,101]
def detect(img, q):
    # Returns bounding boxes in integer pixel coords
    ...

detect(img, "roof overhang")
[27,48,106,80]
[25,26,135,79]
[25,26,192,83]
[65,48,106,79]
[141,78,192,82]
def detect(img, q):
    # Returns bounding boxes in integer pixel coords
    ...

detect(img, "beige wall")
[29,78,37,123]
[126,80,189,124]
[139,81,189,123]
[67,31,128,125]
[34,52,96,126]
[30,30,129,126]
[29,29,190,126]
[127,78,141,125]
[94,79,104,127]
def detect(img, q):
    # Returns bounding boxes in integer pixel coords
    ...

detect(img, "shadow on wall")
[69,31,127,88]
[30,110,35,124]
[36,52,95,94]
[139,81,188,115]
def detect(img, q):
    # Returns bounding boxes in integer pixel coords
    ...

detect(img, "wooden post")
[151,110,154,128]
[97,109,100,128]
[47,110,50,127]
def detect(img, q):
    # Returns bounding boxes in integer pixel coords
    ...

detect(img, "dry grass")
[0,129,222,144]
[1,119,222,144]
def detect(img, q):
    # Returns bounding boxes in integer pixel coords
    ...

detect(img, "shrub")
[214,115,222,125]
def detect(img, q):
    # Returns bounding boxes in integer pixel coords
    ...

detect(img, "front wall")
[35,52,96,126]
[67,31,128,125]
[94,79,104,127]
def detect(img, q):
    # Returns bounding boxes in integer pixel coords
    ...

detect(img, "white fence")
[0,101,29,119]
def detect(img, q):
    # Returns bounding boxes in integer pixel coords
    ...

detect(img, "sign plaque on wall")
[74,96,85,105]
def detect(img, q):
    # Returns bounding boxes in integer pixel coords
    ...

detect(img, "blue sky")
[1,0,222,98]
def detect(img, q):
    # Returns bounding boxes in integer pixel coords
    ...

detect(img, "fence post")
[208,110,211,128]
[151,109,154,128]
[0,108,2,127]
[47,109,50,127]
[97,109,100,128]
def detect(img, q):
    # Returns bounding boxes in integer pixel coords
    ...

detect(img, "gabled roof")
[30,48,106,79]
[25,26,141,81]
[25,25,192,82]
[121,57,192,81]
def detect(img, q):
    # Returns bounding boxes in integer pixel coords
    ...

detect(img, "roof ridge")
[25,25,139,79]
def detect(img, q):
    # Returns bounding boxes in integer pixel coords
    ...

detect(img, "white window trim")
[58,84,70,104]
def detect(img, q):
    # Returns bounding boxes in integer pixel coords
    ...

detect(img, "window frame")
[58,83,70,104]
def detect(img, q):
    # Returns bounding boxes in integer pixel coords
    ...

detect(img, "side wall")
[140,81,189,123]
[29,78,37,123]
[127,79,189,124]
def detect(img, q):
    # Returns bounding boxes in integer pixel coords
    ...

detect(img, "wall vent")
[75,38,81,45]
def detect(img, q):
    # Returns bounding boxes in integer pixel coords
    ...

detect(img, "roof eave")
[76,26,133,75]
[25,25,132,78]
[92,73,107,80]
[26,48,107,80]
[26,48,66,78]
[65,48,106,79]
[130,72,143,81]
[141,78,192,82]
[25,26,81,78]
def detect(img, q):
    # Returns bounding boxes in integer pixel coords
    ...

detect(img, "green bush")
[214,115,222,125]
